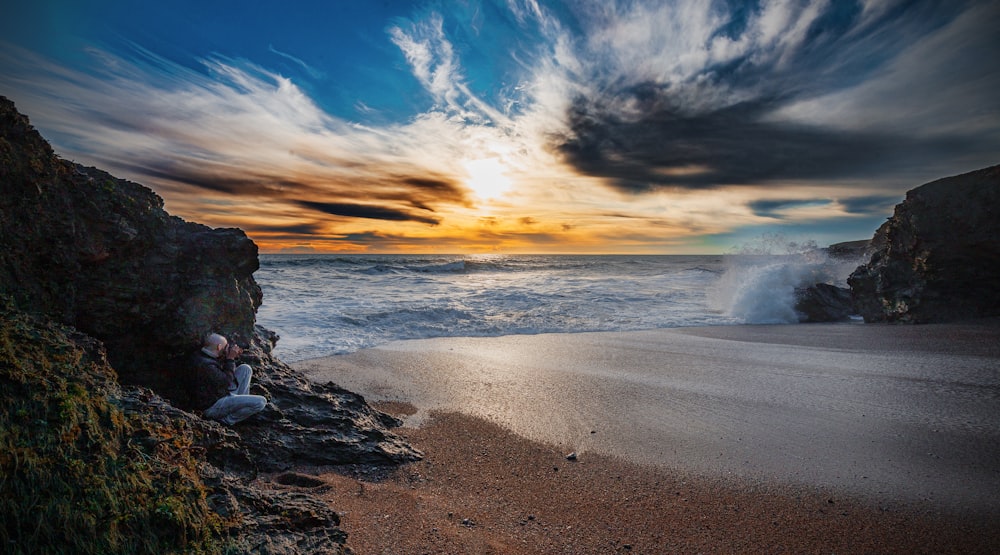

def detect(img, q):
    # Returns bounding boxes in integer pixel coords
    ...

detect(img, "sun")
[462,158,513,201]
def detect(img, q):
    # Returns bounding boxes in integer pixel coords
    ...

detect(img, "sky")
[2,0,998,254]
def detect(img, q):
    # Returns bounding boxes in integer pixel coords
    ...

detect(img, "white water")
[255,247,863,362]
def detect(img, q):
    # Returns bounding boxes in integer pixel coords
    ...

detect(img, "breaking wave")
[709,236,863,323]
[255,243,866,362]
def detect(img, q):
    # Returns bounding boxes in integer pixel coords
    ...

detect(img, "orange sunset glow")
[2,1,998,253]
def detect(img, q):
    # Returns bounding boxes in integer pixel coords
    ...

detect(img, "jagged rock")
[238,326,421,470]
[0,96,421,553]
[272,472,329,489]
[826,240,871,260]
[114,385,257,476]
[1,300,351,554]
[848,165,1000,323]
[793,239,867,322]
[116,386,348,554]
[209,474,348,554]
[794,283,854,323]
[0,95,419,465]
[0,96,260,400]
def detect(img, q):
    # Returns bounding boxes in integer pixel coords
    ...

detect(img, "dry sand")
[283,322,1000,553]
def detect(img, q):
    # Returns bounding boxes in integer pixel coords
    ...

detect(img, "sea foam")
[709,237,862,324]
[256,247,863,362]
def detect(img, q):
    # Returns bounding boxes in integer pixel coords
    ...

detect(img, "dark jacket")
[190,350,237,411]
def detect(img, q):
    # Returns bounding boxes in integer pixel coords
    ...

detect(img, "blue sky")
[2,0,998,253]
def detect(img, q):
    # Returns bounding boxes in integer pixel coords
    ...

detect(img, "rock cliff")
[0,96,420,554]
[848,165,1000,323]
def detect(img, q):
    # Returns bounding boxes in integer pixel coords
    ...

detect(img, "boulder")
[0,96,421,553]
[238,325,420,470]
[0,95,418,464]
[0,96,260,399]
[0,299,349,554]
[848,165,1000,323]
[794,283,854,323]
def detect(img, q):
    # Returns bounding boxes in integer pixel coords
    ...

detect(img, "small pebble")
[566,452,578,461]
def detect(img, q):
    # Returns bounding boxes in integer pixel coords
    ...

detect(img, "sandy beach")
[289,322,1000,553]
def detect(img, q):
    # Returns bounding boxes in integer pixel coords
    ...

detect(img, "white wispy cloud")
[510,0,999,192]
[777,2,1000,133]
[389,13,463,111]
[582,0,727,84]
[388,11,515,130]
[1,0,996,252]
[0,45,466,204]
[268,44,326,80]
[753,0,830,63]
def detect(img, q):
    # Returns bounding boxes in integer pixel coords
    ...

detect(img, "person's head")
[203,333,228,357]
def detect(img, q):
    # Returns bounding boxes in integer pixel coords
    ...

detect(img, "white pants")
[204,364,267,425]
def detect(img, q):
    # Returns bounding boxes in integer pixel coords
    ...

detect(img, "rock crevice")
[0,96,419,554]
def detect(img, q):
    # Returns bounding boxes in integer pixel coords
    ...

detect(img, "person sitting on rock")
[191,333,267,426]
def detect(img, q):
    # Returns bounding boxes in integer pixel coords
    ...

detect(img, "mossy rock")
[0,297,240,554]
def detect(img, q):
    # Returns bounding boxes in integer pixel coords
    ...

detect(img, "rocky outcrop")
[0,97,259,399]
[826,239,871,261]
[235,326,420,471]
[0,301,348,553]
[794,283,854,323]
[116,388,355,554]
[0,96,420,553]
[848,165,1000,323]
[790,240,869,323]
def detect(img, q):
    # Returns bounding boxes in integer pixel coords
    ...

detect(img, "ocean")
[255,250,862,363]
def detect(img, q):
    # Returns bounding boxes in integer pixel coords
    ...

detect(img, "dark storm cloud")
[552,1,998,193]
[249,222,326,235]
[116,163,275,196]
[116,158,467,217]
[557,88,976,192]
[748,198,832,219]
[395,175,470,208]
[333,231,462,250]
[401,176,462,193]
[109,158,327,197]
[838,194,901,215]
[296,200,440,225]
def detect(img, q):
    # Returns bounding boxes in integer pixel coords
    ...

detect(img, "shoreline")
[285,322,1000,552]
[288,317,1000,366]
[295,321,1000,517]
[266,404,999,554]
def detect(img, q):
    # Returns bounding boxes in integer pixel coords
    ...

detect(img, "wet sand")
[275,406,999,554]
[291,321,1000,553]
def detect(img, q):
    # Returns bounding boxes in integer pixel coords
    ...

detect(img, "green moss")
[0,297,237,554]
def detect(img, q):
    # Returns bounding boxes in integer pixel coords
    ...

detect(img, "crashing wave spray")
[709,235,862,324]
